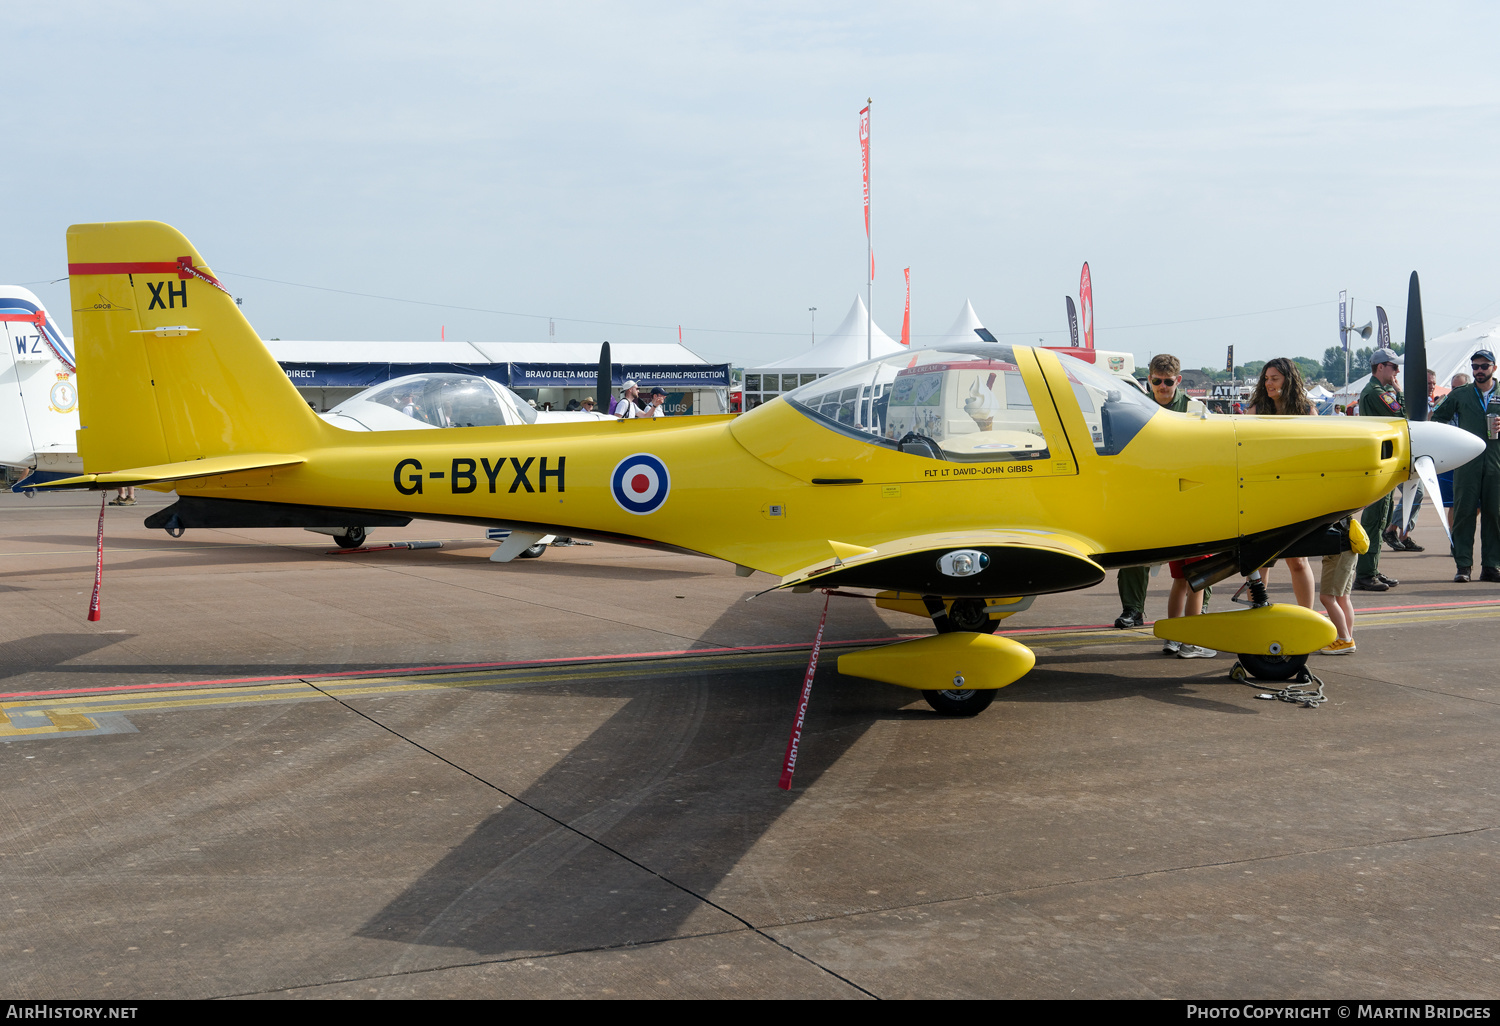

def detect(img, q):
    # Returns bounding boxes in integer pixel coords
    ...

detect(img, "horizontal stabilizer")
[29,453,304,490]
[777,529,1103,597]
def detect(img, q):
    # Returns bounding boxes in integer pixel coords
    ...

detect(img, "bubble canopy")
[329,373,537,429]
[781,343,1159,459]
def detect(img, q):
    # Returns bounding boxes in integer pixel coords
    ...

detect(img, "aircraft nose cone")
[1410,420,1485,474]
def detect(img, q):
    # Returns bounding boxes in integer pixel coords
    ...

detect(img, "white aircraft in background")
[0,287,82,488]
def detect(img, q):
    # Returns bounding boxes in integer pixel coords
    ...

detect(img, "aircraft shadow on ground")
[1008,657,1266,714]
[355,593,918,958]
[352,598,1248,958]
[354,664,905,958]
[0,633,137,680]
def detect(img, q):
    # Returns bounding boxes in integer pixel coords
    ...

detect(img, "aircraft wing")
[29,453,305,490]
[774,529,1105,597]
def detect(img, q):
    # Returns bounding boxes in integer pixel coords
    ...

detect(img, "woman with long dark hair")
[1247,357,1312,416]
[1247,358,1316,608]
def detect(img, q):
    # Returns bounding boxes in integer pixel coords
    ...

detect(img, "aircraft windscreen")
[783,345,1052,463]
[340,374,534,427]
[1051,352,1160,456]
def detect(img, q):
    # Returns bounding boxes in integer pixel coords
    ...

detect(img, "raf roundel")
[611,453,671,515]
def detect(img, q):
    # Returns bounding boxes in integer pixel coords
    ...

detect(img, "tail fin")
[0,286,79,468]
[67,221,327,472]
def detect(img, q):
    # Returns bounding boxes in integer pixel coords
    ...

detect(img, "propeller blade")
[597,341,611,413]
[1405,272,1427,421]
[1413,455,1452,549]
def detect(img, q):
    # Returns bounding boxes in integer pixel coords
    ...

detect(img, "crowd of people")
[1112,344,1500,659]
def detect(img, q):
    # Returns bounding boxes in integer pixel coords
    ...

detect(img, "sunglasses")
[1474,364,1493,371]
[1149,377,1175,387]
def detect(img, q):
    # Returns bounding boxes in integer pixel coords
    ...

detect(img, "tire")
[922,688,998,717]
[332,527,367,549]
[517,543,547,559]
[947,598,1001,634]
[1236,652,1308,681]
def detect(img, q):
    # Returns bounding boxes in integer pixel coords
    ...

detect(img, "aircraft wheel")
[517,542,547,559]
[948,598,1000,634]
[922,688,997,717]
[332,527,367,549]
[1236,652,1308,681]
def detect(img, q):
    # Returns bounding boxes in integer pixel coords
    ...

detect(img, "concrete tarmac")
[0,491,1496,999]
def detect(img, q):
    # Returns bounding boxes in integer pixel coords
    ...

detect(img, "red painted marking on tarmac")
[8,597,1494,702]
[1345,598,1500,613]
[0,635,926,700]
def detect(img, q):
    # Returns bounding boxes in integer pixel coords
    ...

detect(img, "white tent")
[754,295,903,373]
[1329,317,1500,403]
[931,300,987,349]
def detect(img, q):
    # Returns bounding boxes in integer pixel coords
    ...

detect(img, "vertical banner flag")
[1065,296,1080,347]
[901,267,911,346]
[1339,290,1348,350]
[1079,262,1094,349]
[860,104,872,280]
[1376,305,1390,350]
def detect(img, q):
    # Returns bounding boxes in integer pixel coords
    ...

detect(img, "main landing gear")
[332,526,367,549]
[921,685,997,716]
[920,596,1002,716]
[1235,652,1309,681]
[1223,569,1325,706]
[1228,570,1311,681]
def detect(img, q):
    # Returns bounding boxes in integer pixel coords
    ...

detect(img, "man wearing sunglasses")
[1114,354,1208,628]
[1430,348,1500,582]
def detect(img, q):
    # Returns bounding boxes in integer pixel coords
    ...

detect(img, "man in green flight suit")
[1355,348,1404,591]
[1113,354,1208,628]
[1430,347,1500,583]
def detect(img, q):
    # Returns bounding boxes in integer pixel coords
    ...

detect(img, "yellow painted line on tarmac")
[0,650,811,736]
[1020,602,1500,650]
[6,603,1491,741]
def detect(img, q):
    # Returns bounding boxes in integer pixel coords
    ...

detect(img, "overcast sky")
[6,2,1499,374]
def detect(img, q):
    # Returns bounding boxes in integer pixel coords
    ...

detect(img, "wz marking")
[147,280,188,310]
[13,334,42,355]
[394,457,565,496]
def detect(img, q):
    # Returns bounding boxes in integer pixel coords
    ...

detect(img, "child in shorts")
[1319,548,1358,654]
[1163,555,1216,659]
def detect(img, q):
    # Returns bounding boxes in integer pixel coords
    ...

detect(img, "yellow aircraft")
[46,221,1484,715]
